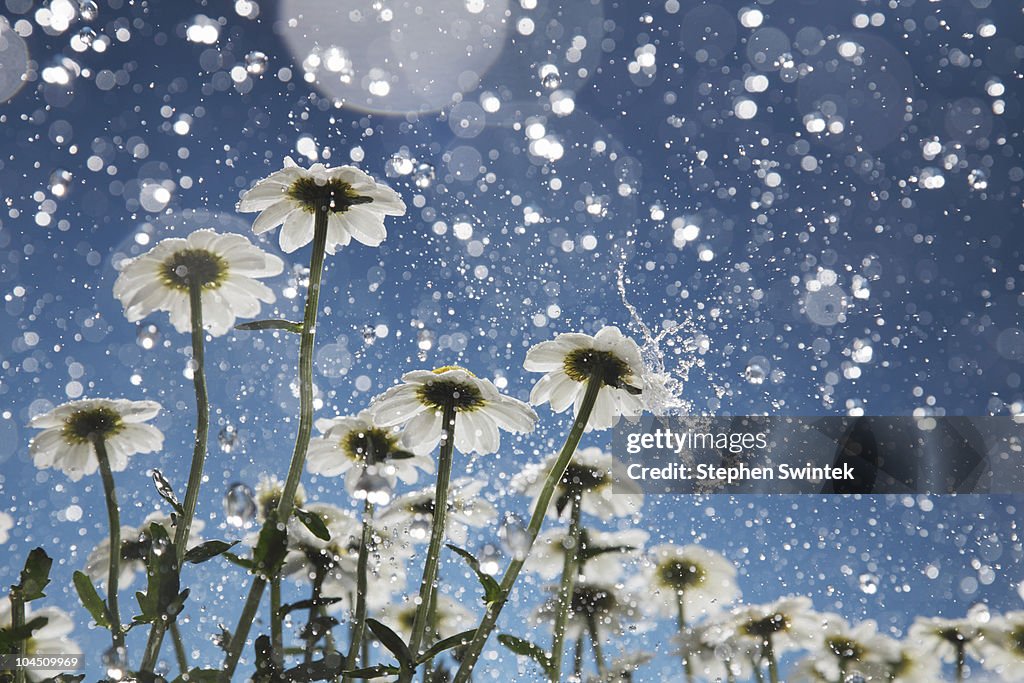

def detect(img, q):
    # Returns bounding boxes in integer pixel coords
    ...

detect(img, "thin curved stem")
[587,614,605,678]
[343,498,375,682]
[549,496,582,682]
[452,376,602,683]
[955,642,966,683]
[11,590,26,683]
[94,438,125,656]
[400,398,458,682]
[271,576,284,667]
[170,620,188,674]
[676,592,694,683]
[222,203,330,679]
[141,279,210,674]
[765,636,780,683]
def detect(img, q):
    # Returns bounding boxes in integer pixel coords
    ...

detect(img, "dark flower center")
[415,380,485,412]
[826,636,865,662]
[571,584,617,618]
[563,348,633,387]
[287,176,374,214]
[61,406,124,444]
[1011,626,1024,655]
[560,463,608,493]
[343,427,400,466]
[658,559,707,592]
[160,248,228,292]
[742,612,792,640]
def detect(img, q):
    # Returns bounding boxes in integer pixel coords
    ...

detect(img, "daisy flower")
[254,474,307,521]
[0,602,80,682]
[525,528,648,581]
[370,366,537,456]
[801,617,901,682]
[908,614,987,668]
[531,581,639,641]
[584,652,654,683]
[979,611,1024,681]
[884,642,945,682]
[306,409,433,497]
[377,478,497,546]
[28,398,163,482]
[84,513,205,590]
[729,596,825,657]
[236,156,406,254]
[378,593,473,643]
[511,446,643,520]
[0,511,12,544]
[524,326,646,431]
[113,229,284,336]
[638,544,740,622]
[675,619,756,683]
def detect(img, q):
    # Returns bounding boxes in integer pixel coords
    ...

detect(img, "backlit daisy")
[378,593,473,643]
[729,596,825,657]
[801,617,900,682]
[306,410,433,496]
[28,399,163,482]
[113,229,283,336]
[254,474,306,521]
[0,603,80,682]
[369,367,537,456]
[85,513,205,590]
[236,157,406,254]
[675,619,755,683]
[639,544,740,621]
[524,326,646,431]
[525,528,648,581]
[908,614,987,669]
[511,446,643,520]
[980,611,1024,681]
[377,477,497,546]
[531,581,639,641]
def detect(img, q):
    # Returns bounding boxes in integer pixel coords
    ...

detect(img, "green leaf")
[184,540,239,564]
[133,523,184,624]
[366,618,413,669]
[72,570,111,628]
[253,634,284,683]
[222,551,254,570]
[251,514,288,578]
[277,596,343,617]
[417,628,477,664]
[577,544,638,564]
[279,652,345,682]
[498,634,553,677]
[152,468,184,515]
[41,675,86,683]
[235,319,303,333]
[15,547,53,602]
[446,544,502,605]
[341,665,402,679]
[169,670,222,683]
[293,507,331,542]
[0,616,49,651]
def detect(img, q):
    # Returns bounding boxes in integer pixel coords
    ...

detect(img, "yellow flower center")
[657,558,707,592]
[160,248,228,292]
[287,176,374,214]
[415,374,485,412]
[563,348,633,387]
[61,406,124,445]
[342,427,402,465]
[432,365,475,376]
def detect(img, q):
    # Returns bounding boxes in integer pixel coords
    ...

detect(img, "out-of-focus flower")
[908,614,988,667]
[532,581,639,641]
[525,528,648,581]
[795,617,901,682]
[85,513,205,589]
[980,611,1024,681]
[0,603,80,682]
[28,399,163,482]
[729,596,825,656]
[370,367,537,455]
[638,544,740,621]
[675,618,756,682]
[882,642,945,682]
[237,156,406,254]
[306,409,433,496]
[378,593,473,643]
[377,478,496,546]
[585,652,654,683]
[0,511,12,544]
[524,326,646,431]
[113,229,283,336]
[254,474,306,521]
[511,446,643,520]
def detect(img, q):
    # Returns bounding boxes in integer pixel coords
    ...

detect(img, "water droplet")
[844,673,866,683]
[244,50,268,75]
[744,357,769,385]
[353,469,393,506]
[71,26,96,51]
[409,515,432,541]
[498,513,530,560]
[412,162,435,189]
[78,0,99,22]
[224,482,256,528]
[479,544,501,576]
[539,63,561,90]
[218,424,240,453]
[362,326,376,346]
[858,573,879,595]
[386,152,415,177]
[137,323,160,350]
[103,644,127,680]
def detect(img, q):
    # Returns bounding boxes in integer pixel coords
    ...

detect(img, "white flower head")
[531,581,640,641]
[369,366,537,456]
[254,474,306,521]
[85,512,205,590]
[800,617,902,682]
[980,611,1024,681]
[237,157,406,254]
[0,511,12,545]
[524,326,646,431]
[908,613,988,665]
[28,398,163,482]
[512,446,643,520]
[113,229,283,337]
[638,544,740,621]
[0,603,80,682]
[306,409,434,495]
[379,593,473,643]
[377,477,496,546]
[728,596,825,656]
[525,527,648,581]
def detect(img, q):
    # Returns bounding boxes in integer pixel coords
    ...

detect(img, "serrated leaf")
[341,665,402,679]
[72,570,111,629]
[498,634,553,676]
[0,616,49,651]
[446,544,501,604]
[16,547,53,602]
[417,628,477,664]
[152,468,184,515]
[293,507,331,542]
[366,618,413,669]
[235,319,303,333]
[184,540,239,564]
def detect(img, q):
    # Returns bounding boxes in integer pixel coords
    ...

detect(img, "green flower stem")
[140,278,211,674]
[222,203,331,680]
[676,592,694,683]
[10,589,26,683]
[452,375,603,683]
[401,398,458,681]
[752,659,765,683]
[170,620,188,673]
[955,642,966,683]
[93,437,125,655]
[304,564,327,666]
[271,576,284,667]
[586,614,605,677]
[342,498,375,682]
[421,588,438,682]
[573,638,584,679]
[549,496,582,682]
[765,637,780,683]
